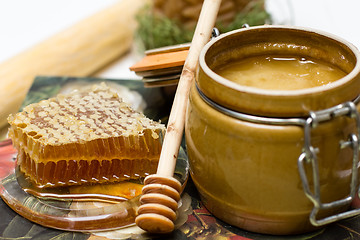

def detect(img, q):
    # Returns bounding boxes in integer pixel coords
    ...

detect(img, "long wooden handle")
[156,0,222,176]
[135,0,222,233]
[0,0,147,129]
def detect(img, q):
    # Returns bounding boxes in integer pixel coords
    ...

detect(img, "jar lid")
[197,25,360,117]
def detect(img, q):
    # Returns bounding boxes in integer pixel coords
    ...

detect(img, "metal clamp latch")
[298,101,360,226]
[197,83,360,225]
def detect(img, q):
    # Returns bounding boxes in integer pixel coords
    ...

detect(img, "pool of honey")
[214,56,347,90]
[16,166,144,203]
[3,167,141,231]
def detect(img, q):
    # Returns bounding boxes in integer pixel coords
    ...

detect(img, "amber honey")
[16,164,144,203]
[214,56,347,90]
[17,148,158,188]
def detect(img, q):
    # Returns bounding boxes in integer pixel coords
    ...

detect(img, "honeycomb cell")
[8,83,165,187]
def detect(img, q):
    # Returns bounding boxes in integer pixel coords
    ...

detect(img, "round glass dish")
[0,77,189,232]
[0,145,188,232]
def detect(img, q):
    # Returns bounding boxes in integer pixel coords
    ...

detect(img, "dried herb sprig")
[136,1,272,50]
[136,6,193,50]
[221,1,272,32]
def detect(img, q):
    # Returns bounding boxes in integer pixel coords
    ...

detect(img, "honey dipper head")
[136,174,182,233]
[135,213,175,233]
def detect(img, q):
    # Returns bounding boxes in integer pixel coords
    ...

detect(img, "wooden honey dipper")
[135,0,222,234]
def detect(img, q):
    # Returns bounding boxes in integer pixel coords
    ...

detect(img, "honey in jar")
[214,56,347,90]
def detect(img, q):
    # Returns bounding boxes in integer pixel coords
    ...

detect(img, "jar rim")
[197,25,360,117]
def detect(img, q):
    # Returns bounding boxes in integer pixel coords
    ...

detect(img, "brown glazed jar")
[185,25,360,235]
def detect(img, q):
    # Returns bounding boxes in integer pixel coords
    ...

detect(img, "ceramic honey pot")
[185,25,360,235]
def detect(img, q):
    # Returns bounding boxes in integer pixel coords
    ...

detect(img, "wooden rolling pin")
[0,0,147,129]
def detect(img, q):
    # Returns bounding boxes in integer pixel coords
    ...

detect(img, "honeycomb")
[8,83,165,187]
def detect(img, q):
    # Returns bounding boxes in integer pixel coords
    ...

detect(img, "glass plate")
[0,76,189,232]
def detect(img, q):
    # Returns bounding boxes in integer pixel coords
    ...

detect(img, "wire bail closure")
[196,83,360,226]
[298,101,360,226]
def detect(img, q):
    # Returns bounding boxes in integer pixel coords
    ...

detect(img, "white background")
[0,0,359,79]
